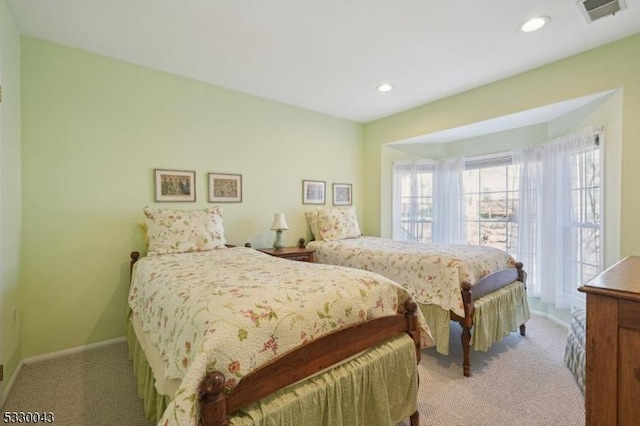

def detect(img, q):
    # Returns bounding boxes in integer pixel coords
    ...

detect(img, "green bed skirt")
[126,313,418,425]
[419,280,531,355]
[126,314,171,423]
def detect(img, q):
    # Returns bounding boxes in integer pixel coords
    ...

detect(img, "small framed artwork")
[333,183,352,206]
[208,173,242,203]
[154,169,196,202]
[302,179,326,205]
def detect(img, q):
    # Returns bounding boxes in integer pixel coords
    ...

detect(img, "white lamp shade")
[271,213,290,230]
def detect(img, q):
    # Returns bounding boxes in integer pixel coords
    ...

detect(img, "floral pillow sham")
[143,206,227,255]
[316,206,362,241]
[305,210,322,241]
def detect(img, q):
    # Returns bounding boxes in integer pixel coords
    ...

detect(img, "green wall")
[363,33,640,263]
[0,0,22,402]
[20,37,363,358]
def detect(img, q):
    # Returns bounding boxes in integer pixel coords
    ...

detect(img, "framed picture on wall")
[208,173,242,203]
[302,179,326,204]
[333,183,352,206]
[154,169,196,202]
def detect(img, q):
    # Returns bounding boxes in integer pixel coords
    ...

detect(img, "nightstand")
[258,247,315,263]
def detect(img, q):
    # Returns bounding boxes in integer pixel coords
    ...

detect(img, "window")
[569,145,602,290]
[391,127,603,306]
[462,159,520,258]
[531,129,603,306]
[392,161,433,242]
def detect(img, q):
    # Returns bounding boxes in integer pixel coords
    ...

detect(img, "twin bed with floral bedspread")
[128,207,432,426]
[305,207,531,377]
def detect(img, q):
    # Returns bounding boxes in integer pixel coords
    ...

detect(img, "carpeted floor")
[408,314,585,426]
[2,313,584,426]
[1,341,153,426]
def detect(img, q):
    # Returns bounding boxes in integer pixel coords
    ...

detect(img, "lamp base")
[273,230,285,249]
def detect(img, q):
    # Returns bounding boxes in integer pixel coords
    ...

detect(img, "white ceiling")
[6,0,640,123]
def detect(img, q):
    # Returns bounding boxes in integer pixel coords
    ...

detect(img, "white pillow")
[317,207,361,241]
[143,206,227,255]
[305,210,322,241]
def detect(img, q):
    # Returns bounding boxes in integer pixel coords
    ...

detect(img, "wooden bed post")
[460,281,474,377]
[403,299,421,364]
[515,262,527,337]
[403,298,421,426]
[515,262,525,283]
[198,371,229,426]
[130,251,140,277]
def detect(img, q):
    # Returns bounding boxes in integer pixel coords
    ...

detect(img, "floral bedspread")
[128,247,431,426]
[307,237,517,317]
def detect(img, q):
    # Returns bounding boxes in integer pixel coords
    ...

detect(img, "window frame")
[392,160,435,242]
[566,143,603,298]
[461,155,519,257]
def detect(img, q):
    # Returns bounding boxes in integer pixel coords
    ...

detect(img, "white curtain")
[513,126,599,308]
[512,146,540,295]
[392,160,433,240]
[432,157,465,244]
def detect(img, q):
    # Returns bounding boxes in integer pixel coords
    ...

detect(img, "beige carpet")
[2,313,583,426]
[1,342,153,426]
[408,314,585,426]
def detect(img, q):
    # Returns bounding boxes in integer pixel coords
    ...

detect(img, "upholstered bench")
[564,306,586,394]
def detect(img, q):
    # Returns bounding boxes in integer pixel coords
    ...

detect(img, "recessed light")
[519,16,550,33]
[377,83,393,92]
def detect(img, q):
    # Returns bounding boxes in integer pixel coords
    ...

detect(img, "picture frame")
[208,173,242,203]
[154,169,196,202]
[333,183,352,206]
[302,179,326,205]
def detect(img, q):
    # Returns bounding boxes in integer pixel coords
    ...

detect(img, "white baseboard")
[1,336,126,406]
[1,360,23,408]
[530,309,570,329]
[21,336,126,365]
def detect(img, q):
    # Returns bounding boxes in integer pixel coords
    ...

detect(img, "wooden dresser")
[578,255,640,426]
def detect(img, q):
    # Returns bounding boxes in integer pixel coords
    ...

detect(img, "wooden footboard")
[199,298,421,426]
[130,251,421,426]
[450,262,527,377]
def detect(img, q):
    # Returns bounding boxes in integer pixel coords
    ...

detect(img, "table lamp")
[271,213,289,249]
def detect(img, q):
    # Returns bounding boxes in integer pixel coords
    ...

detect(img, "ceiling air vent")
[578,0,627,23]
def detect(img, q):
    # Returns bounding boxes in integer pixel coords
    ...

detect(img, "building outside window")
[462,159,519,259]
